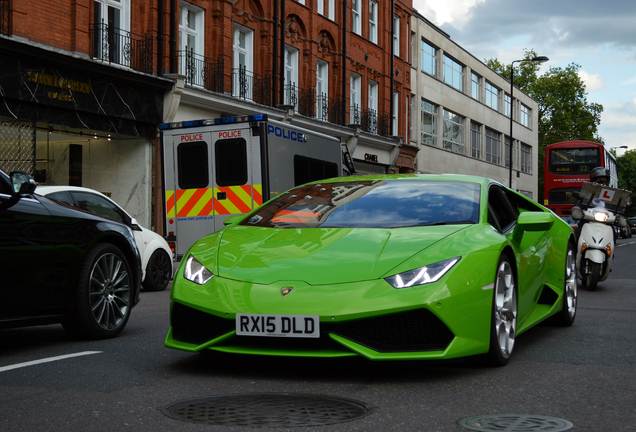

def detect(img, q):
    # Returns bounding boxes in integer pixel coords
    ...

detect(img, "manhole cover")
[459,415,573,432]
[163,393,370,428]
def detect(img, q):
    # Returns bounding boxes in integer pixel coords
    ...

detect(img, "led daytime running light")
[184,256,213,285]
[386,257,460,289]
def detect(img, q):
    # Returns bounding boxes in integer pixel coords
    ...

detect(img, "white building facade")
[410,12,539,198]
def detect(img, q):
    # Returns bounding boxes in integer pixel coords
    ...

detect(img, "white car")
[37,185,173,291]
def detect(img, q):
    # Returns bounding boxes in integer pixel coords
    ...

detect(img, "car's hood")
[213,225,469,285]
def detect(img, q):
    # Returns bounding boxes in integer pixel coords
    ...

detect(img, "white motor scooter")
[572,203,615,290]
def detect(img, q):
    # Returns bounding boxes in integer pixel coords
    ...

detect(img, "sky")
[413,0,636,153]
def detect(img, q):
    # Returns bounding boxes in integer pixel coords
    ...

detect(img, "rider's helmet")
[590,166,610,186]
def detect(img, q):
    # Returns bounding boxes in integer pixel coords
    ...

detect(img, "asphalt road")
[2,241,636,432]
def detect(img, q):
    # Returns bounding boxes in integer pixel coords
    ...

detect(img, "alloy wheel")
[565,249,578,319]
[89,253,130,330]
[494,261,517,358]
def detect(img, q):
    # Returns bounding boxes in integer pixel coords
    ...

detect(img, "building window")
[471,121,481,159]
[369,0,378,44]
[179,3,204,78]
[421,99,437,146]
[443,109,465,153]
[521,143,532,174]
[92,0,131,65]
[393,15,400,57]
[352,0,361,35]
[328,0,335,20]
[284,46,299,108]
[232,26,254,99]
[520,104,531,127]
[316,61,329,121]
[471,72,481,100]
[367,80,378,133]
[504,137,517,169]
[485,128,501,165]
[409,94,416,142]
[350,74,361,124]
[485,81,499,111]
[178,141,209,189]
[420,40,436,76]
[504,94,512,117]
[443,55,463,91]
[410,31,416,65]
[392,92,399,136]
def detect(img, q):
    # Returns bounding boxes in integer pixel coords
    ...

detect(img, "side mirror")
[10,171,36,196]
[516,211,554,230]
[223,215,243,226]
[129,217,143,231]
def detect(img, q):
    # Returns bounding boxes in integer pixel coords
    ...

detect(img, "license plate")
[235,314,320,338]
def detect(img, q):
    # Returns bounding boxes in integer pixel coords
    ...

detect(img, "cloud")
[415,0,636,51]
[413,0,485,26]
[579,71,604,92]
[600,99,636,149]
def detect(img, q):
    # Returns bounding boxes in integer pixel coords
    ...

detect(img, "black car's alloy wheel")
[64,243,132,339]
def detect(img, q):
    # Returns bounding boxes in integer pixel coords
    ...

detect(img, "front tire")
[553,242,577,326]
[582,260,602,291]
[64,243,132,339]
[142,250,172,292]
[485,255,517,367]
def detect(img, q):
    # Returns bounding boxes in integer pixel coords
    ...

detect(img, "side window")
[0,175,11,195]
[215,138,247,186]
[46,191,74,206]
[294,155,339,186]
[71,192,125,224]
[178,141,209,189]
[488,186,518,231]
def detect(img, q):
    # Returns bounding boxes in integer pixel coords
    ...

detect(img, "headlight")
[183,256,213,285]
[385,257,460,289]
[594,212,609,222]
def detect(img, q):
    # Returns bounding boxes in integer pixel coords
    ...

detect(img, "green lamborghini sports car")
[165,174,577,365]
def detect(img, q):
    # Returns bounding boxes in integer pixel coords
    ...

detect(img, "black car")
[0,170,141,338]
[629,217,636,234]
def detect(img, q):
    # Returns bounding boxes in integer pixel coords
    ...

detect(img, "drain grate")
[163,393,370,428]
[459,415,573,432]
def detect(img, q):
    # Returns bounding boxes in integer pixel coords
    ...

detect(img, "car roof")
[310,173,494,187]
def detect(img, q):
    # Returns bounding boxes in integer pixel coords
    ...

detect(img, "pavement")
[1,241,636,432]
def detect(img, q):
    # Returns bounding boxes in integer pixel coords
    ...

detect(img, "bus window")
[550,148,599,174]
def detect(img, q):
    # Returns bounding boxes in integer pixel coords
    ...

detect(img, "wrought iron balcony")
[179,50,224,93]
[348,104,361,126]
[0,0,10,35]
[232,67,273,106]
[298,90,341,123]
[361,109,391,136]
[90,22,153,73]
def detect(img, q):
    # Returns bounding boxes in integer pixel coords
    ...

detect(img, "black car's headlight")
[183,256,213,285]
[385,257,460,289]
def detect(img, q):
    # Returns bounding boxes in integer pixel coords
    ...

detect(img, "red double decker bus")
[543,140,617,216]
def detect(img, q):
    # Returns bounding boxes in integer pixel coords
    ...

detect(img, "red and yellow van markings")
[165,190,176,218]
[166,183,264,219]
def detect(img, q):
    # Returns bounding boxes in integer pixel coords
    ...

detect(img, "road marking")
[0,351,102,373]
[617,241,636,247]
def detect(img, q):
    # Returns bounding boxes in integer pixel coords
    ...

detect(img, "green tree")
[617,150,636,215]
[485,50,604,199]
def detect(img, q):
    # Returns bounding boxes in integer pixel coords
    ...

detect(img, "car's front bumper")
[165,268,494,360]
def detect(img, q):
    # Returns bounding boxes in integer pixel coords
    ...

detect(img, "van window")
[215,138,247,186]
[294,155,339,186]
[178,141,209,189]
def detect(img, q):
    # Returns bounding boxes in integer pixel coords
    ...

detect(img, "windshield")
[550,148,600,174]
[240,180,481,228]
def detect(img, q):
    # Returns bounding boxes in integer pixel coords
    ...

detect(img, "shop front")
[0,39,171,227]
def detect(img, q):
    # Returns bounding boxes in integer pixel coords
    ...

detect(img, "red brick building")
[0,0,416,232]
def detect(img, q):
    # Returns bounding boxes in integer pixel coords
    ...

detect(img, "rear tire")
[485,254,517,367]
[63,243,132,339]
[553,242,577,326]
[142,250,172,292]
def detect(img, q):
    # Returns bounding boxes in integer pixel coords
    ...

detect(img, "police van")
[160,114,350,256]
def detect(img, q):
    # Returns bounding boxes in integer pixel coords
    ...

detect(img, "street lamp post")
[508,55,549,188]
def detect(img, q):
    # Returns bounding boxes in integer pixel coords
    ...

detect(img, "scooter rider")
[589,166,610,186]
